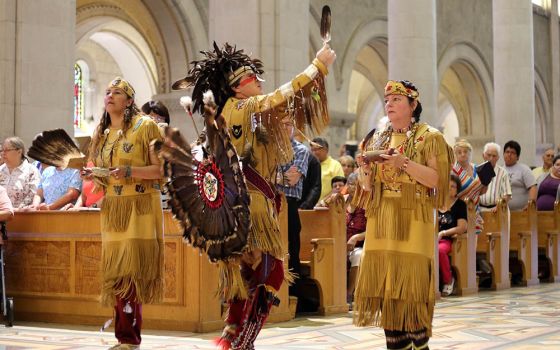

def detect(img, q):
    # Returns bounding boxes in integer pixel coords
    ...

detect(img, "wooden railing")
[5,209,294,331]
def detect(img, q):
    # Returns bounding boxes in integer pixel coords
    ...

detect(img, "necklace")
[371,122,420,155]
[100,128,124,168]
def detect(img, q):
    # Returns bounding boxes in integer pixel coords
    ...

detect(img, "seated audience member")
[0,137,41,209]
[532,147,555,179]
[438,174,468,297]
[298,153,322,209]
[345,173,366,307]
[536,155,560,211]
[317,175,346,207]
[26,166,81,210]
[504,140,537,211]
[452,140,486,233]
[61,162,104,210]
[338,155,356,178]
[311,137,344,200]
[479,142,512,211]
[0,185,14,245]
[142,100,170,126]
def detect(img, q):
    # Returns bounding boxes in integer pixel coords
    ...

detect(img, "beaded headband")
[384,80,419,100]
[108,77,135,99]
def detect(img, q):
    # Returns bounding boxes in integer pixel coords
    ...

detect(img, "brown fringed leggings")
[384,329,429,350]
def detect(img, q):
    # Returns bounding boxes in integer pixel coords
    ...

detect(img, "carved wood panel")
[75,241,102,296]
[5,241,71,294]
[164,241,177,300]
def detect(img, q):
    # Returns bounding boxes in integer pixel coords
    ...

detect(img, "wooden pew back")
[509,200,539,286]
[298,200,347,314]
[450,198,478,295]
[536,201,560,282]
[480,199,510,290]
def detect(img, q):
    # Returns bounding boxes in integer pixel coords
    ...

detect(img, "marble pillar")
[0,0,16,140]
[209,0,309,90]
[549,0,560,151]
[1,0,76,146]
[387,0,438,127]
[493,0,537,165]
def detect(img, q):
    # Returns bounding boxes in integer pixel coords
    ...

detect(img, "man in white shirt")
[479,142,512,212]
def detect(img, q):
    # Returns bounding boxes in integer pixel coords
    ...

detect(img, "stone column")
[549,0,560,151]
[387,0,438,126]
[209,0,309,90]
[493,0,536,165]
[1,0,76,145]
[0,0,17,140]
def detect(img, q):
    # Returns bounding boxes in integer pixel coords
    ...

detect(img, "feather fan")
[153,91,250,262]
[27,129,85,169]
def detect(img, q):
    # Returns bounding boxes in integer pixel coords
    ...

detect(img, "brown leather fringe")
[418,132,454,209]
[218,260,249,300]
[250,71,330,166]
[373,197,412,241]
[100,239,164,307]
[246,209,284,259]
[102,194,153,232]
[353,251,434,335]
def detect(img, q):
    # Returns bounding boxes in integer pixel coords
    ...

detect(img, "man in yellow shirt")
[311,137,345,200]
[532,147,555,179]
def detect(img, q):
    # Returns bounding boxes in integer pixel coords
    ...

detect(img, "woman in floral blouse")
[0,137,41,209]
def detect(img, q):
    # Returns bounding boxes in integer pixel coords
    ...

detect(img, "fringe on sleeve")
[247,60,330,165]
[419,130,454,209]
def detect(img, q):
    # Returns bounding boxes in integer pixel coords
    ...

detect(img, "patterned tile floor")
[0,284,559,349]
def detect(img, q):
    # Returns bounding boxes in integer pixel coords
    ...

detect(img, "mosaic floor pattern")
[0,284,559,349]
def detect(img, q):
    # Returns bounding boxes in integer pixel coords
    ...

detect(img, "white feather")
[180,96,193,111]
[203,90,215,105]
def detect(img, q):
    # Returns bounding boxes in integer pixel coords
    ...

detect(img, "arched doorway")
[438,44,493,160]
[74,0,169,136]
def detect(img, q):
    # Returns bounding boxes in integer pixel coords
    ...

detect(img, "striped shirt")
[479,164,512,208]
[276,140,310,200]
[453,162,484,206]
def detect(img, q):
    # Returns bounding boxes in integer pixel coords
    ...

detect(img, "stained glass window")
[74,63,84,129]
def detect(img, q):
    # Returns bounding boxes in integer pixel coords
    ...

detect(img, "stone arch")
[309,14,388,142]
[534,69,551,145]
[75,0,207,137]
[76,0,171,94]
[438,42,493,148]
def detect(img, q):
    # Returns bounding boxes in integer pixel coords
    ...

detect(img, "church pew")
[479,199,511,290]
[509,200,539,286]
[5,210,295,332]
[536,201,560,282]
[450,198,478,295]
[298,198,348,315]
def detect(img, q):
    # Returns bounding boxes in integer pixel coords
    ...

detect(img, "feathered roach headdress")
[172,42,264,115]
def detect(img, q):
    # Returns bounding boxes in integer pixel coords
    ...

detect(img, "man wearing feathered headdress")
[172,42,335,349]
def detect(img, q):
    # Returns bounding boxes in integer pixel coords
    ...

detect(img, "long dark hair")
[142,100,170,124]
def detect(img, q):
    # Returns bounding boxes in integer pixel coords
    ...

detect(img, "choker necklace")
[393,124,413,133]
